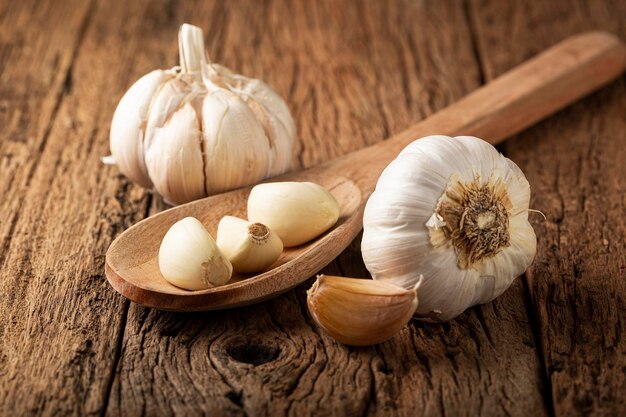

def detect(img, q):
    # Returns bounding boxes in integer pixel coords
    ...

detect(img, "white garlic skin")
[236,79,296,176]
[159,217,232,290]
[108,24,296,205]
[216,216,283,273]
[202,90,271,195]
[109,70,173,188]
[247,182,340,247]
[361,136,537,321]
[145,102,206,204]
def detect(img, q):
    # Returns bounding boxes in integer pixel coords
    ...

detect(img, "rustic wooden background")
[1,0,625,416]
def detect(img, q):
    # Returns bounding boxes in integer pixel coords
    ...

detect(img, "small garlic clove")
[247,182,340,247]
[109,70,173,188]
[159,217,232,290]
[216,216,283,273]
[144,102,207,205]
[307,275,418,346]
[202,90,271,194]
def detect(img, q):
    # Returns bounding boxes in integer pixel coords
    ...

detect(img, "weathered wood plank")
[0,0,90,278]
[106,1,547,416]
[0,0,198,415]
[469,0,626,415]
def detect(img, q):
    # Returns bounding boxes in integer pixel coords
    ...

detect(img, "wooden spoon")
[106,31,626,311]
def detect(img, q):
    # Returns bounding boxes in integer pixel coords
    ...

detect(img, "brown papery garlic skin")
[307,275,418,346]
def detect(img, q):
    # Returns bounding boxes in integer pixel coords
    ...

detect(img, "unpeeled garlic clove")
[238,79,296,176]
[216,216,283,273]
[247,182,340,247]
[202,90,271,195]
[306,275,418,346]
[109,70,173,188]
[144,103,207,205]
[143,77,191,151]
[159,217,232,290]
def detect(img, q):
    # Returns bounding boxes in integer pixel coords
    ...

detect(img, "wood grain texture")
[0,0,166,415]
[106,1,547,416]
[469,0,626,415]
[1,0,624,416]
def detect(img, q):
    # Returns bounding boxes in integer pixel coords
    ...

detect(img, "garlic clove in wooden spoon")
[159,217,232,290]
[216,216,283,273]
[248,182,341,247]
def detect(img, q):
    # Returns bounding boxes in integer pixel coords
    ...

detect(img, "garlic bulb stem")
[178,24,206,75]
[178,23,222,94]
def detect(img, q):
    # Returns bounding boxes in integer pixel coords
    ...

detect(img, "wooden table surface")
[1,0,625,416]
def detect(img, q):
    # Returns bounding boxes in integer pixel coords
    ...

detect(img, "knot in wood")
[226,340,280,366]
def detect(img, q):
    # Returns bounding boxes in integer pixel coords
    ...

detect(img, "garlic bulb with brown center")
[108,24,296,204]
[361,136,537,321]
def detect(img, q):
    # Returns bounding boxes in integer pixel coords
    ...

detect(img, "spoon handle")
[317,31,626,195]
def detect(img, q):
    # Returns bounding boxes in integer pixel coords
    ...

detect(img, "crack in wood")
[99,300,129,417]
[522,272,557,417]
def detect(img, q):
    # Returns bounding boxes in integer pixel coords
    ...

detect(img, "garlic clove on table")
[362,135,537,321]
[307,275,418,346]
[216,216,283,273]
[247,182,340,247]
[159,217,232,290]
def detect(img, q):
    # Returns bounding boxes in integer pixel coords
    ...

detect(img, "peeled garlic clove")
[159,217,232,290]
[247,182,340,247]
[110,70,173,188]
[202,90,271,195]
[216,216,283,273]
[307,275,418,346]
[144,103,206,205]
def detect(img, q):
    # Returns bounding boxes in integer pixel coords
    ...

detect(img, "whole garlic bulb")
[109,24,296,204]
[362,136,537,321]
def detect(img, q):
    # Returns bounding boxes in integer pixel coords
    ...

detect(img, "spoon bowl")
[106,173,363,311]
[105,32,626,311]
